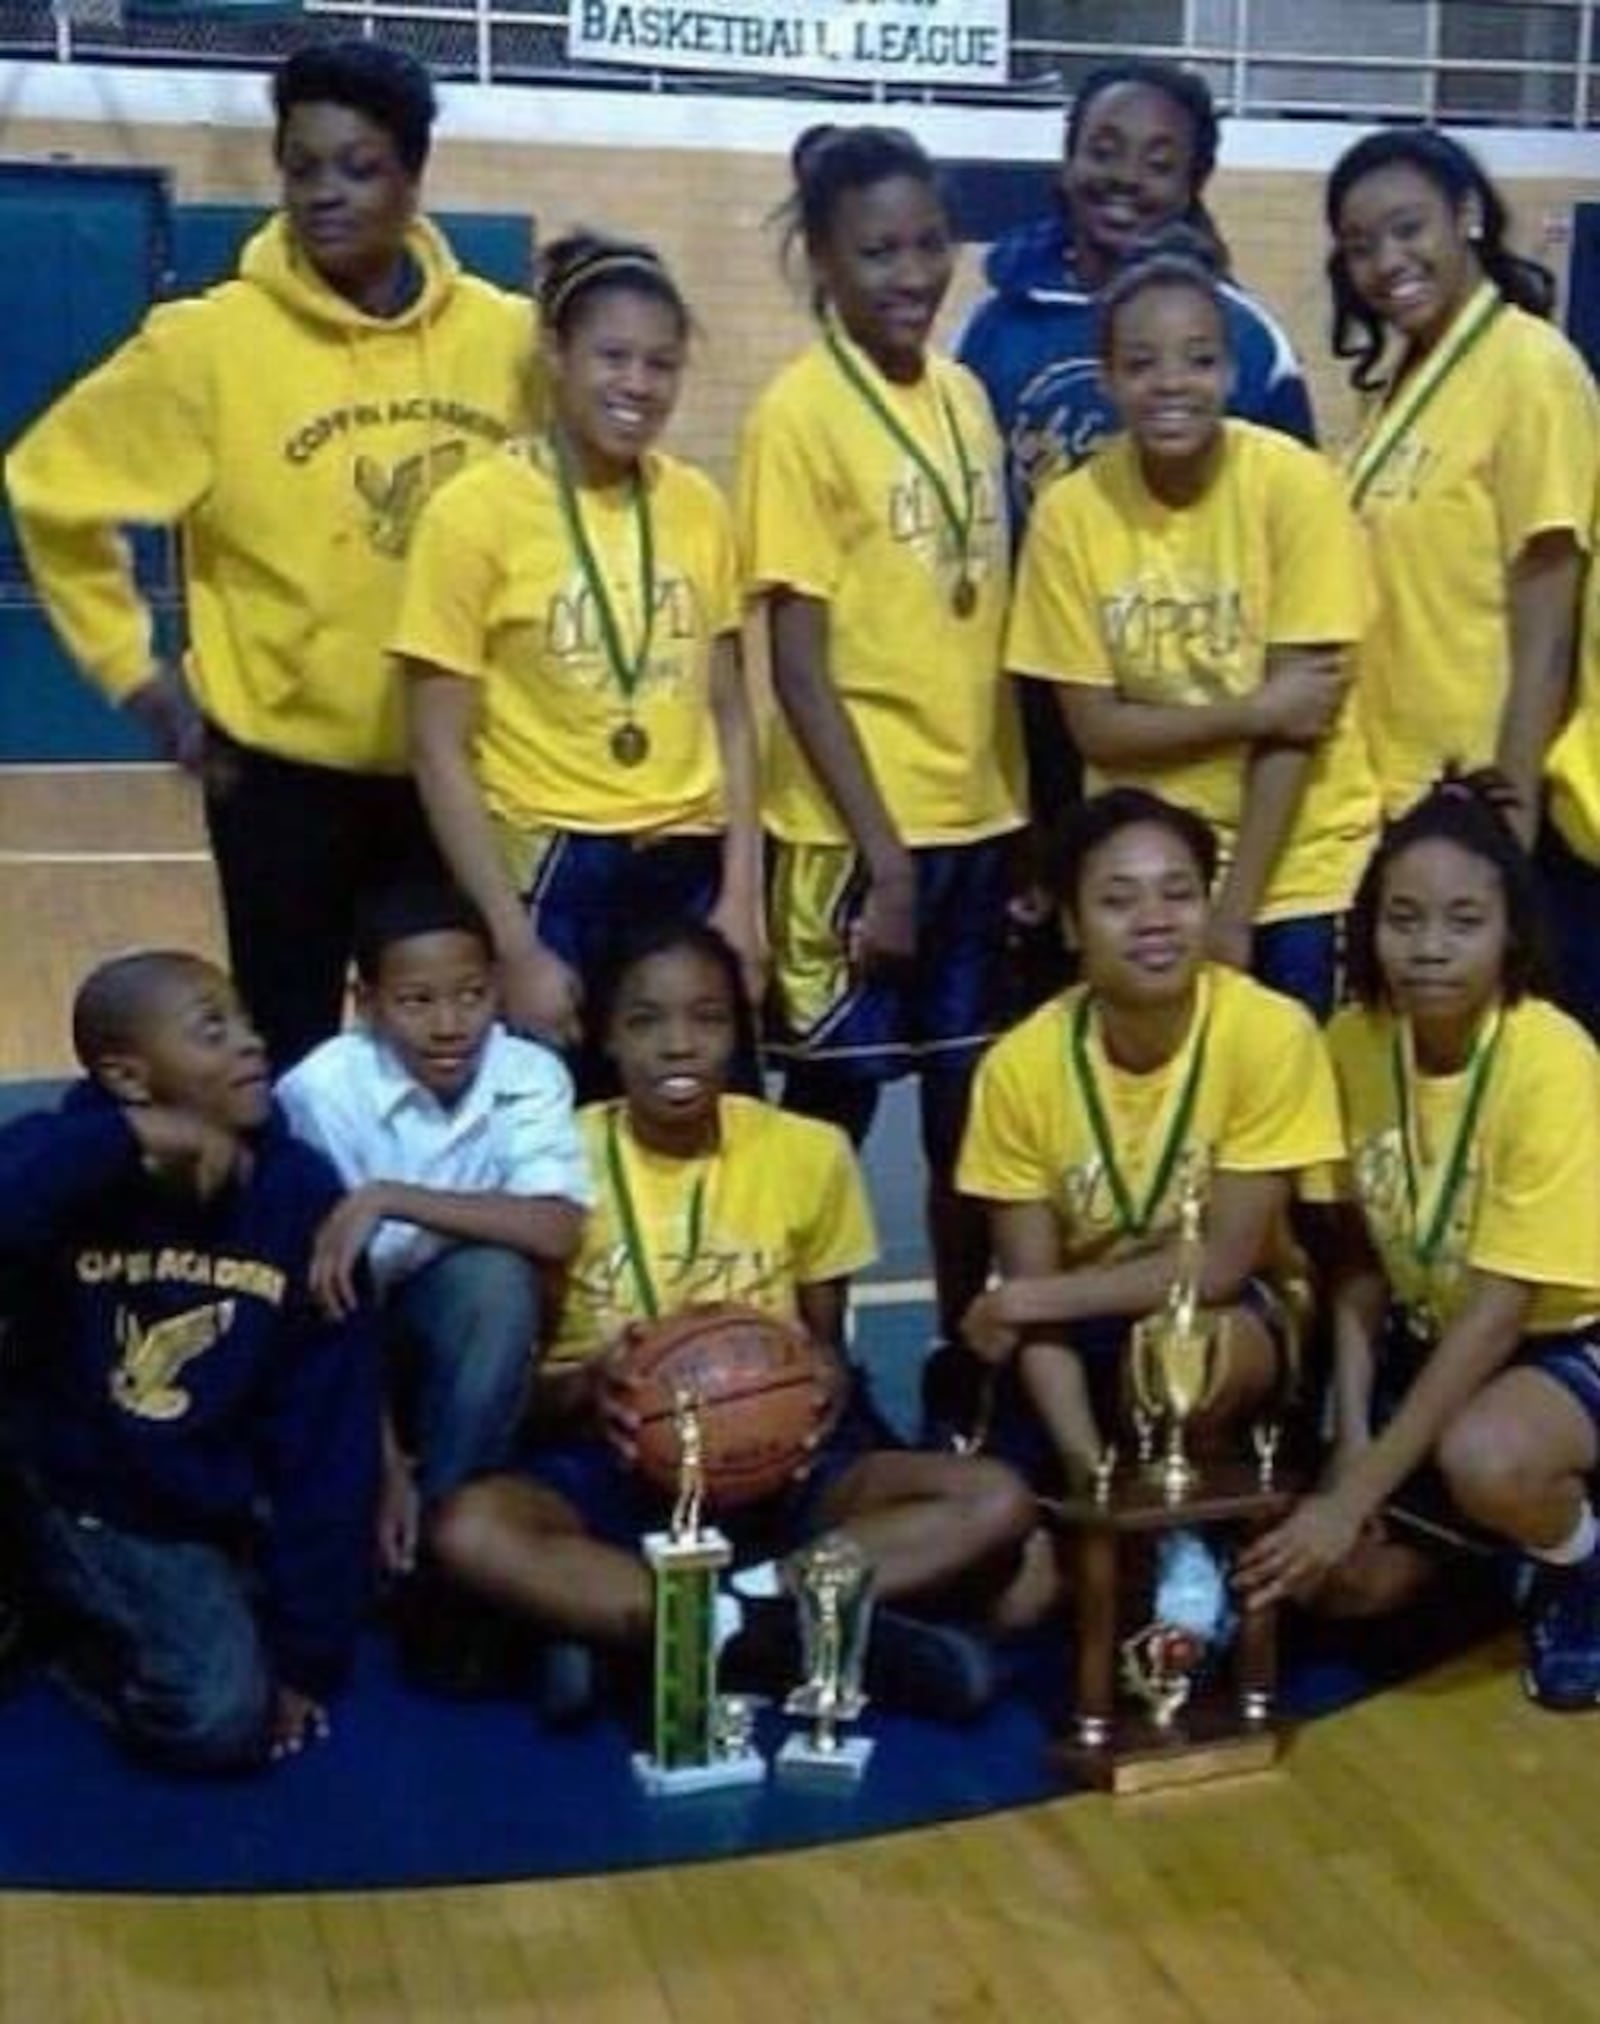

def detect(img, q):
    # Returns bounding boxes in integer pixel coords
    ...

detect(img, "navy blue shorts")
[1252,912,1345,1023]
[766,834,1016,1083]
[512,827,758,1096]
[1537,823,1600,1043]
[1375,1310,1600,1554]
[524,1368,897,1565]
[522,828,723,982]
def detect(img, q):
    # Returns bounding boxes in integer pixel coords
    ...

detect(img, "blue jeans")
[1252,913,1342,1022]
[24,1498,272,1772]
[390,1245,541,1506]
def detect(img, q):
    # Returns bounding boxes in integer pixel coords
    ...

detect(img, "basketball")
[611,1304,844,1511]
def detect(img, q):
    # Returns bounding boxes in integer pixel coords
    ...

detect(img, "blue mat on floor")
[0,1091,1512,1895]
[0,1574,1509,1896]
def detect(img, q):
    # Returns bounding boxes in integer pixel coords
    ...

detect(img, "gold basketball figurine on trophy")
[1128,1173,1224,1502]
[632,1388,766,1797]
[777,1532,876,1784]
[669,1383,705,1542]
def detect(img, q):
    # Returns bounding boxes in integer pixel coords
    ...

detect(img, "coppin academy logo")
[353,443,470,558]
[111,1300,238,1422]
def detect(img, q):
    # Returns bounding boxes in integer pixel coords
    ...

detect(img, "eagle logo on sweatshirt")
[353,441,469,558]
[110,1301,237,1422]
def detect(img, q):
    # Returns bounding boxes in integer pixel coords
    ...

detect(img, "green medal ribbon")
[550,433,658,717]
[1069,988,1212,1238]
[1347,283,1503,512]
[1390,1008,1503,1271]
[604,1107,709,1322]
[822,322,977,594]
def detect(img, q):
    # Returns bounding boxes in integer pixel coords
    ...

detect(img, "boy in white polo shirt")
[277,884,592,1581]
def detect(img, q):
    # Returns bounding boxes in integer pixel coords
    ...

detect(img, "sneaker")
[1522,1550,1600,1711]
[863,1611,999,1722]
[719,1595,801,1696]
[536,1639,599,1728]
[721,1596,998,1721]
[392,1576,532,1700]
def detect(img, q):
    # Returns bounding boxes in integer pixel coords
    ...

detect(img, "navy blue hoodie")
[0,1085,381,1698]
[956,213,1316,530]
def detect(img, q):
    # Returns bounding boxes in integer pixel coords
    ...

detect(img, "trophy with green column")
[631,1386,766,1796]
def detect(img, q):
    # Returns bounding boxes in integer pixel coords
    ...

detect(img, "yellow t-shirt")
[393,439,740,836]
[548,1095,878,1367]
[1006,421,1376,922]
[1547,518,1600,864]
[957,964,1344,1268]
[1319,999,1600,1335]
[736,331,1023,848]
[1346,286,1600,817]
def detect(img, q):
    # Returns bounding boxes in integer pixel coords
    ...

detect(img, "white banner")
[567,0,1009,87]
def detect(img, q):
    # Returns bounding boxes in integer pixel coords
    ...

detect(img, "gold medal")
[611,721,650,767]
[951,575,977,618]
[551,433,657,751]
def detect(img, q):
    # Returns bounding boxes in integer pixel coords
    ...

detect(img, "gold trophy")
[632,1388,766,1797]
[1049,1167,1296,1793]
[1128,1174,1224,1502]
[776,1533,876,1784]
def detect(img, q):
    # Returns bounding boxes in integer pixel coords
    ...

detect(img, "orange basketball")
[612,1304,844,1511]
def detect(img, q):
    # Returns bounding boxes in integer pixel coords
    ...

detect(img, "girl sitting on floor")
[1237,774,1600,1713]
[426,919,1039,1724]
[957,788,1345,1487]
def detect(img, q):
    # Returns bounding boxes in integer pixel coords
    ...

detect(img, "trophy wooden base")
[1049,1458,1294,1799]
[1055,1705,1280,1796]
[775,1731,874,1786]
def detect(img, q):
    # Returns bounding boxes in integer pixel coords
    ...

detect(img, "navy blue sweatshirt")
[0,1085,381,1698]
[956,213,1316,531]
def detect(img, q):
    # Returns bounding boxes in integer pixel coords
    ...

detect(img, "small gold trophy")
[632,1388,766,1797]
[776,1533,876,1784]
[1128,1174,1224,1503]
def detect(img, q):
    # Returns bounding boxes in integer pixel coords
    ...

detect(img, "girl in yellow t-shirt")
[1543,550,1600,1038]
[1328,129,1598,837]
[735,123,1022,1355]
[398,232,763,1061]
[1238,775,1600,1713]
[425,919,1038,1722]
[1007,226,1376,1022]
[955,787,1345,1487]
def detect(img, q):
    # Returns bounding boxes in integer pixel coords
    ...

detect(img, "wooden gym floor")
[3,765,1600,2024]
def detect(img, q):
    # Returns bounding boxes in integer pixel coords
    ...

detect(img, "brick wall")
[0,112,1588,475]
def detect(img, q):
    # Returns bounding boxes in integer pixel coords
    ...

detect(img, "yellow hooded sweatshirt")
[5,213,537,773]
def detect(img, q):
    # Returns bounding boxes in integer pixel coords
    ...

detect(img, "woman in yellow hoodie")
[5,42,537,1071]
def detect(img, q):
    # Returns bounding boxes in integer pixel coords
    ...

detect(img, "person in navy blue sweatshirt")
[0,951,381,1773]
[955,59,1316,1012]
[957,59,1314,531]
